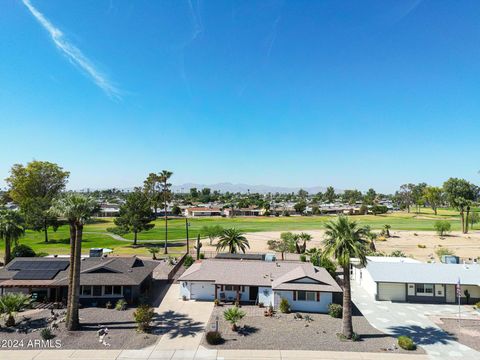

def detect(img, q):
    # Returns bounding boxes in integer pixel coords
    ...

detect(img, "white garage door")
[190,282,215,301]
[378,283,406,302]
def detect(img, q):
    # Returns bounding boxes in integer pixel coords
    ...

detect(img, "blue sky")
[0,0,479,193]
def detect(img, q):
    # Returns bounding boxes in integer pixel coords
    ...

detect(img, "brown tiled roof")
[179,259,342,292]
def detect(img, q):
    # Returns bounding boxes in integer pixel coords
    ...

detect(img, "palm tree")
[223,306,246,331]
[0,209,25,265]
[364,226,378,253]
[383,224,391,238]
[297,232,312,253]
[216,228,250,254]
[50,194,98,331]
[0,293,31,327]
[323,216,368,339]
[159,170,173,254]
[201,225,224,245]
[147,247,160,260]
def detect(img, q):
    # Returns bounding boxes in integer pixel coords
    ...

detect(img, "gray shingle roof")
[0,257,157,287]
[365,261,480,285]
[179,259,342,292]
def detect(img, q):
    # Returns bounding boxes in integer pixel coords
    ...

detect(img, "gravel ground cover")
[202,305,425,354]
[0,307,158,350]
[436,318,480,351]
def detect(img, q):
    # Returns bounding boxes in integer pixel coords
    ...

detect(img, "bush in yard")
[115,298,127,311]
[183,255,194,268]
[398,335,416,350]
[40,328,54,340]
[328,303,342,318]
[435,247,455,258]
[279,298,290,313]
[133,304,155,332]
[434,220,451,237]
[205,331,223,345]
[12,244,36,258]
[474,301,480,309]
[299,254,306,262]
[390,250,406,257]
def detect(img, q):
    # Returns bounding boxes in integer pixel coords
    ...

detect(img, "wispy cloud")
[22,0,121,99]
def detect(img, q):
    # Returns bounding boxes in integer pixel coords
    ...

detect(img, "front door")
[249,286,258,302]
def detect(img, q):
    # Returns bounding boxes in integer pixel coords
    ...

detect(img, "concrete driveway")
[352,282,480,360]
[153,283,214,351]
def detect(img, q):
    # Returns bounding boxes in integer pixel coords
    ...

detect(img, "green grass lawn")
[0,208,467,259]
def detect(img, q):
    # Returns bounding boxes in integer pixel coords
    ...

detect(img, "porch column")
[236,289,240,303]
[214,285,218,300]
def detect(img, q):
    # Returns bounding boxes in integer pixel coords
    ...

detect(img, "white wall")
[180,281,215,300]
[274,290,332,313]
[258,287,274,306]
[358,268,377,297]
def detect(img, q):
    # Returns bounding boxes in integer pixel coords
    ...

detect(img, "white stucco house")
[352,256,480,304]
[178,258,342,313]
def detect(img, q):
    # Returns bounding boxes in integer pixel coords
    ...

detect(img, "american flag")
[456,277,461,298]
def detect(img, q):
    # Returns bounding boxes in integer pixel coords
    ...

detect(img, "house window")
[104,286,112,295]
[225,285,241,292]
[81,286,92,296]
[93,286,102,296]
[296,291,316,301]
[113,286,122,295]
[416,284,434,295]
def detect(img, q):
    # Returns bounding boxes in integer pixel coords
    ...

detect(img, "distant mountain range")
[171,183,338,194]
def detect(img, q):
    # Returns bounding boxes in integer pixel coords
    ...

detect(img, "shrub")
[279,298,290,313]
[390,250,406,257]
[474,301,480,309]
[12,244,36,258]
[377,236,387,242]
[183,255,194,268]
[417,244,426,249]
[398,335,416,350]
[299,254,307,262]
[199,253,205,259]
[435,247,455,258]
[214,298,220,306]
[205,331,223,345]
[434,220,451,237]
[133,304,155,332]
[115,299,127,311]
[328,303,342,318]
[40,328,54,340]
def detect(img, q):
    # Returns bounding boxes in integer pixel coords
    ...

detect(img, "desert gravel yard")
[202,305,425,354]
[436,318,480,352]
[0,307,157,350]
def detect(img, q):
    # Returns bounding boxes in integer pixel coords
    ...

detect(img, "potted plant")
[258,302,264,308]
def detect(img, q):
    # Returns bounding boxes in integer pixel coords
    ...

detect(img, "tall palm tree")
[159,170,173,254]
[0,209,25,265]
[216,228,250,254]
[297,232,312,253]
[323,216,368,339]
[50,194,98,331]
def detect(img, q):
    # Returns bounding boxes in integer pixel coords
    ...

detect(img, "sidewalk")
[0,349,429,360]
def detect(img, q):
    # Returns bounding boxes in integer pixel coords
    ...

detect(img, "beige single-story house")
[178,258,342,313]
[184,207,223,217]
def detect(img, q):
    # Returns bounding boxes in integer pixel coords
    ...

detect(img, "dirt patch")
[202,230,480,262]
[0,307,158,350]
[202,305,425,353]
[436,318,480,351]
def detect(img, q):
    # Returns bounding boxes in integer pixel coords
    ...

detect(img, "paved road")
[352,281,480,360]
[153,283,214,351]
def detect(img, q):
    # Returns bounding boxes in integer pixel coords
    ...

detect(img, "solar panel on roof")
[9,261,69,271]
[12,270,60,280]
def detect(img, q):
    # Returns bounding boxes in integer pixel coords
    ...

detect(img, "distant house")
[223,207,263,217]
[184,207,222,217]
[352,256,480,304]
[97,203,121,217]
[178,258,342,313]
[0,256,158,306]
